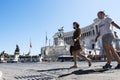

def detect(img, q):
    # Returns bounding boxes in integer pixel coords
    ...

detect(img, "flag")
[30,41,32,48]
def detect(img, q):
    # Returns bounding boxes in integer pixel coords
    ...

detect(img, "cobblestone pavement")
[0,62,120,80]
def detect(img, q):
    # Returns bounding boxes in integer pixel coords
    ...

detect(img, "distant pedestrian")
[95,11,120,69]
[70,22,91,68]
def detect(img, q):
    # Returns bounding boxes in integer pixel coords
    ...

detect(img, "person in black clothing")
[70,22,91,68]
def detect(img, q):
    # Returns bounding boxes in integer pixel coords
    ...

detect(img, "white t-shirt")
[98,17,113,37]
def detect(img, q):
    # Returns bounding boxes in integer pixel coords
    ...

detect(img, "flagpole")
[29,48,31,55]
[28,38,32,62]
[45,32,48,47]
[49,39,50,46]
[29,38,32,55]
[44,32,48,55]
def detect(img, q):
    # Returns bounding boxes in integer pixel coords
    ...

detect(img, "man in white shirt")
[95,11,120,69]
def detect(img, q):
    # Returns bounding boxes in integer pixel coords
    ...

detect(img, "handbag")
[69,39,74,46]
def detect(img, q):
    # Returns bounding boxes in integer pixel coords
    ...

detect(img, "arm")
[106,17,120,29]
[74,29,81,42]
[95,32,100,42]
[111,22,120,29]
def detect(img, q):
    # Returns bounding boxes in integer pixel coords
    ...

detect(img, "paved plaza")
[0,62,120,80]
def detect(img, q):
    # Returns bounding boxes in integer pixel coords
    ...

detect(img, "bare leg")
[77,50,91,67]
[70,51,78,68]
[103,42,112,64]
[109,44,120,64]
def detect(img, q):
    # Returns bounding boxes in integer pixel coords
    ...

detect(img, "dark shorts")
[69,40,83,55]
[70,45,83,55]
[102,33,114,45]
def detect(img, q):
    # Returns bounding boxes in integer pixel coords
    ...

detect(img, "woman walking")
[70,22,91,68]
[95,11,120,69]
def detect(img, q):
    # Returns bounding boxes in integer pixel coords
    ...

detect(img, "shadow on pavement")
[58,68,109,78]
[37,68,70,72]
[37,67,110,78]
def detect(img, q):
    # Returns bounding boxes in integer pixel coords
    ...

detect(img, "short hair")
[73,22,79,28]
[98,11,105,15]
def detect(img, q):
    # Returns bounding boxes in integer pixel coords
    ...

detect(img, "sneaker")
[88,60,92,67]
[115,64,120,69]
[103,63,112,69]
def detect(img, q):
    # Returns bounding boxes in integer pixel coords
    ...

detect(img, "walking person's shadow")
[58,68,109,78]
[36,67,110,78]
[37,68,70,72]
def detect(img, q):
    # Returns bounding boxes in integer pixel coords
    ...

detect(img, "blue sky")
[0,0,120,55]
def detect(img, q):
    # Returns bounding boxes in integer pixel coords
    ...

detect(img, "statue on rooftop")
[58,27,64,40]
[14,44,20,62]
[14,44,20,55]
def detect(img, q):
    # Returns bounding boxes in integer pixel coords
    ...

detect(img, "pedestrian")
[70,22,91,68]
[95,11,120,69]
